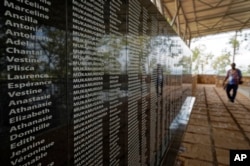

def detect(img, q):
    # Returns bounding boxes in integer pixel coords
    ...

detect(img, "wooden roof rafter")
[154,0,250,46]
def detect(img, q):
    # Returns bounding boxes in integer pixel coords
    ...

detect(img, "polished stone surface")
[0,0,193,165]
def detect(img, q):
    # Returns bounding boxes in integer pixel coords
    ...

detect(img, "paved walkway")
[175,85,250,166]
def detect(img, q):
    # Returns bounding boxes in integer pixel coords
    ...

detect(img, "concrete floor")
[172,85,250,166]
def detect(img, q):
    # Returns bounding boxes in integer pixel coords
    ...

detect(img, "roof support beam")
[176,0,181,35]
[159,0,250,42]
[179,0,191,46]
[170,0,181,26]
[190,24,248,35]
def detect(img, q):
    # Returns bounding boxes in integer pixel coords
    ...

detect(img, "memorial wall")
[0,0,192,165]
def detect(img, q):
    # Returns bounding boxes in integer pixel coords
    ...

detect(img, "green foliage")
[191,46,201,62]
[212,54,230,75]
[191,45,214,74]
[229,35,240,51]
[191,30,250,75]
[191,46,202,73]
[228,31,241,62]
[178,56,192,74]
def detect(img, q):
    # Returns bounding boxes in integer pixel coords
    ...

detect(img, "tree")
[212,53,231,75]
[191,45,214,74]
[200,52,214,74]
[229,31,240,63]
[191,46,202,74]
[178,56,192,74]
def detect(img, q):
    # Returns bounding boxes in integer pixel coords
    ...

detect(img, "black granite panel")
[0,0,68,166]
[0,0,192,165]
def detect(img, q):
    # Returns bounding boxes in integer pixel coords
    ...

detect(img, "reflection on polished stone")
[0,0,193,165]
[170,97,195,129]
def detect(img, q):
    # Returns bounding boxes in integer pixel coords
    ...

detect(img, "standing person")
[153,64,163,95]
[157,64,163,95]
[223,63,243,102]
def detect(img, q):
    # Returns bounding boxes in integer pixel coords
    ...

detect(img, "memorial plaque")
[139,6,150,165]
[0,0,192,165]
[102,1,127,165]
[0,0,68,166]
[127,0,142,165]
[70,0,107,165]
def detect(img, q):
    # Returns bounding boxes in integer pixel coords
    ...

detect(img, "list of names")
[4,0,54,165]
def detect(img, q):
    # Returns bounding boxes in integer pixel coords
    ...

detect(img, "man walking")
[223,63,242,103]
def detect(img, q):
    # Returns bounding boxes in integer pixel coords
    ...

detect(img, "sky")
[190,29,250,71]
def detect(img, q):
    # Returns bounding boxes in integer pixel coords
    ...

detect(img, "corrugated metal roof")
[152,0,250,46]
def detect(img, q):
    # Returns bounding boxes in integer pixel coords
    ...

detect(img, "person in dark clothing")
[157,64,163,95]
[223,63,242,103]
[156,64,163,95]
